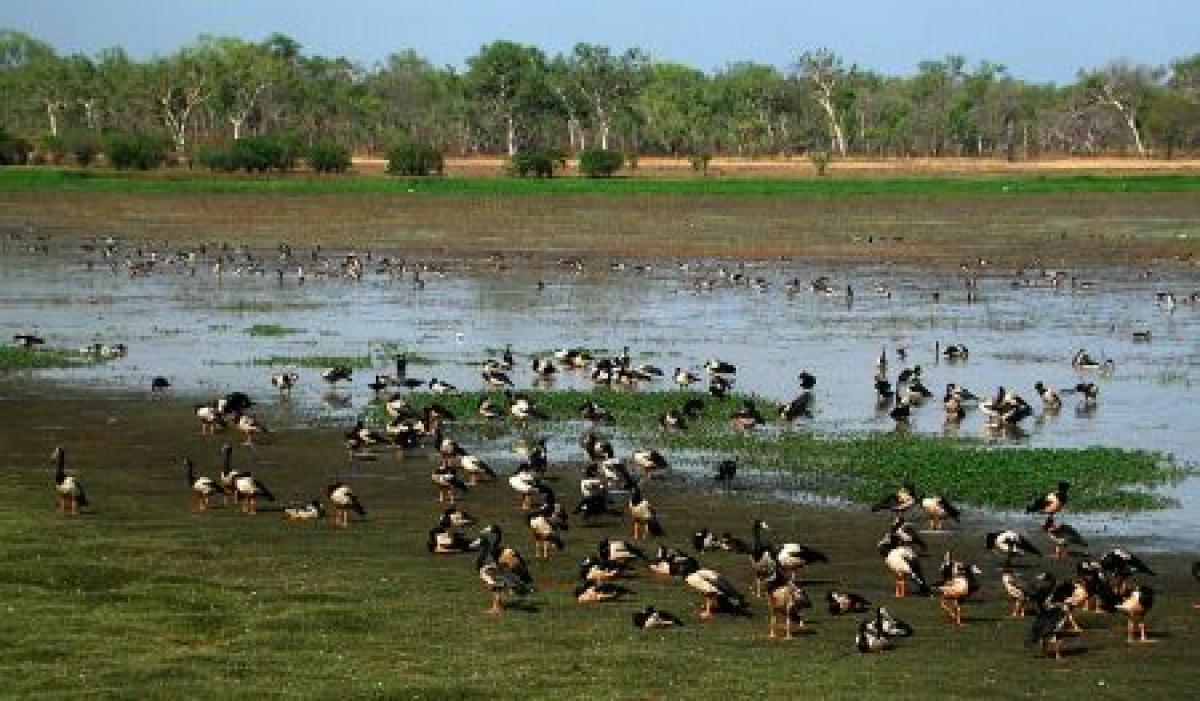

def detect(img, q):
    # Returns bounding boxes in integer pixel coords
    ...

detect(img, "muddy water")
[2,246,1198,545]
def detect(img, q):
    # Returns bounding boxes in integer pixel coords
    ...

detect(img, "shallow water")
[2,243,1199,546]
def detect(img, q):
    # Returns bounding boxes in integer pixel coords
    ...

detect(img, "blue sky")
[2,0,1197,82]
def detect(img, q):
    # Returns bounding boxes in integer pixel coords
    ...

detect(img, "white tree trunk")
[231,116,244,140]
[46,101,60,137]
[1101,87,1146,157]
[816,95,847,156]
[506,114,516,156]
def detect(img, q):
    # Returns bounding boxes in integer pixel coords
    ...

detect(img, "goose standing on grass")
[986,530,1042,566]
[749,520,778,597]
[476,531,533,615]
[1026,482,1070,516]
[184,457,220,511]
[579,400,613,424]
[1042,516,1086,559]
[432,465,469,504]
[714,459,737,489]
[628,483,665,540]
[1027,604,1071,659]
[326,482,366,528]
[880,537,929,598]
[150,376,171,395]
[883,516,927,552]
[51,447,88,514]
[775,539,830,582]
[526,492,568,558]
[920,493,960,532]
[632,606,683,629]
[234,471,276,514]
[460,453,496,485]
[235,413,268,446]
[509,393,549,426]
[574,579,630,603]
[934,559,982,626]
[195,401,226,435]
[659,409,687,432]
[216,444,241,505]
[1107,585,1155,643]
[765,568,812,639]
[429,377,457,395]
[780,393,813,421]
[708,374,733,399]
[481,368,514,389]
[680,559,748,620]
[1001,569,1038,617]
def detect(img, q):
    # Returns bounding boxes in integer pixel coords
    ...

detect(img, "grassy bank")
[375,390,1184,512]
[5,167,1200,197]
[0,392,1195,698]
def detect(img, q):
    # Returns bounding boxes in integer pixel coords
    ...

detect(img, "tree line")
[2,28,1199,166]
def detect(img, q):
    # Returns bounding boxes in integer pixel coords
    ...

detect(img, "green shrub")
[0,128,34,165]
[104,132,170,170]
[809,149,831,177]
[39,134,65,164]
[386,142,443,176]
[63,129,103,167]
[509,148,565,178]
[195,145,238,172]
[578,149,624,178]
[308,143,351,173]
[230,136,288,173]
[688,150,713,174]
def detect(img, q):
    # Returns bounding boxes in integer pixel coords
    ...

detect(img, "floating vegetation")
[243,324,304,337]
[212,300,321,313]
[0,346,111,371]
[377,389,1185,512]
[373,342,435,365]
[245,354,372,369]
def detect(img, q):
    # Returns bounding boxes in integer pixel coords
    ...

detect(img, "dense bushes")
[386,142,444,176]
[195,135,303,173]
[0,128,33,165]
[103,132,170,170]
[307,143,351,173]
[577,149,624,178]
[509,148,565,178]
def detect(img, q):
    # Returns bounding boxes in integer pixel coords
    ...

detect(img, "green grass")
[1,393,1197,698]
[373,342,436,366]
[0,345,107,371]
[243,324,303,337]
[378,389,1185,512]
[246,354,373,369]
[5,167,1200,197]
[212,300,321,313]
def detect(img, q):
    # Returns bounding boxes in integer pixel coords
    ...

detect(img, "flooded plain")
[2,241,1199,546]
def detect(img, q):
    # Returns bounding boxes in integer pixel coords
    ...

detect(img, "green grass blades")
[0,345,111,371]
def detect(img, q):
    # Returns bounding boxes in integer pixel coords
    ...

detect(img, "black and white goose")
[508,393,549,425]
[579,400,613,424]
[234,413,268,446]
[673,368,701,387]
[1001,569,1041,617]
[1026,482,1069,516]
[748,519,777,597]
[51,446,88,514]
[195,401,226,435]
[628,483,665,540]
[1041,516,1086,559]
[708,374,733,399]
[871,484,917,514]
[531,356,557,380]
[1106,585,1155,643]
[271,372,299,394]
[460,453,495,485]
[704,359,736,376]
[730,400,765,431]
[679,559,748,620]
[780,393,813,421]
[765,568,812,639]
[184,457,220,511]
[481,369,514,389]
[283,500,325,521]
[527,494,568,559]
[880,537,930,598]
[632,606,683,629]
[1033,382,1062,411]
[827,589,871,616]
[797,371,816,390]
[476,530,533,615]
[942,344,969,361]
[326,482,366,528]
[574,579,630,604]
[1027,603,1071,659]
[432,465,469,504]
[321,366,353,384]
[882,516,926,552]
[234,471,276,514]
[631,449,669,478]
[508,463,546,510]
[714,458,737,488]
[659,409,687,432]
[648,546,698,577]
[986,529,1042,566]
[597,538,647,567]
[920,493,960,531]
[428,377,457,395]
[934,558,982,626]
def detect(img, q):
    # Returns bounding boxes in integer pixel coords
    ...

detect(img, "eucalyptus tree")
[793,49,854,156]
[1079,61,1162,157]
[150,43,216,152]
[465,41,553,155]
[564,43,648,151]
[634,62,713,155]
[712,62,795,155]
[203,36,282,139]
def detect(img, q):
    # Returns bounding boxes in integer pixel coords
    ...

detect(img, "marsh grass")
[0,346,108,371]
[243,324,304,337]
[246,354,372,369]
[380,389,1184,512]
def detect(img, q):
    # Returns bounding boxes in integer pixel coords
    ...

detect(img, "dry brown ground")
[354,155,1200,179]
